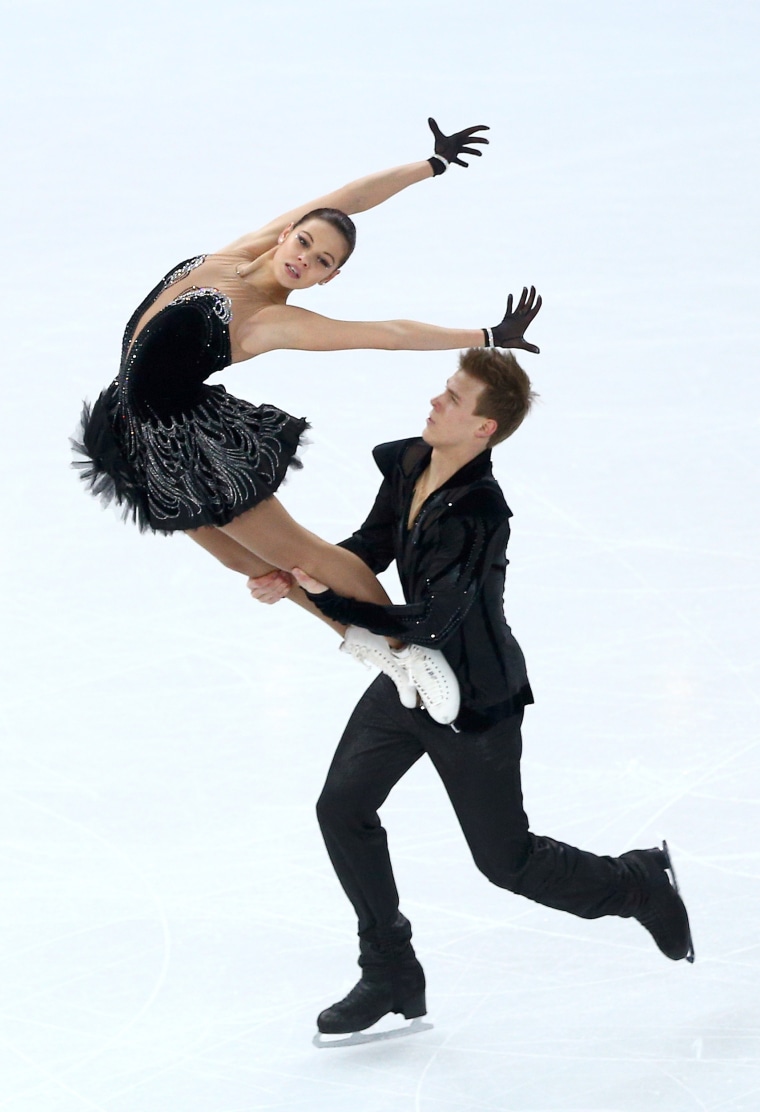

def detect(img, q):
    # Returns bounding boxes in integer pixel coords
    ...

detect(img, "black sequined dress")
[73,256,309,534]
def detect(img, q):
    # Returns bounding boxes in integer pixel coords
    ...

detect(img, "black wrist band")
[305,587,337,601]
[482,327,494,348]
[428,155,448,176]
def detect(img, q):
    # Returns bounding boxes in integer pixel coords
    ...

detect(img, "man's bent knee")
[316,784,350,832]
[316,782,378,836]
[471,841,532,892]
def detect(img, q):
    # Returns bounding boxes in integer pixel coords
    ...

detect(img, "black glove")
[427,117,489,175]
[484,287,543,353]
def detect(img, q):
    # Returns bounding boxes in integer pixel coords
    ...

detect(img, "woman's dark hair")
[292,207,356,266]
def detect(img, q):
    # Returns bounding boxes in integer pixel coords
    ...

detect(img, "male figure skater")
[249,347,694,1036]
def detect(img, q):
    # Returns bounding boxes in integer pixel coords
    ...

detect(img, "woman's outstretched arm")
[241,307,483,355]
[223,118,489,254]
[240,287,543,357]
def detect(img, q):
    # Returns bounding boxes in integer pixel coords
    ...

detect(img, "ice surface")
[1,1,759,1108]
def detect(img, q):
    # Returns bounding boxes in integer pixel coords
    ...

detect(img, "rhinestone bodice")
[74,254,309,535]
[116,256,233,418]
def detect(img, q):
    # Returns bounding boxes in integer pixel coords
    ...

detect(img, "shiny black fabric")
[317,676,644,936]
[73,258,309,534]
[313,443,660,945]
[311,437,534,727]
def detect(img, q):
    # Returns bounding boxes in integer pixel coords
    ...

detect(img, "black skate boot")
[316,964,426,1035]
[621,841,695,962]
[317,915,427,1035]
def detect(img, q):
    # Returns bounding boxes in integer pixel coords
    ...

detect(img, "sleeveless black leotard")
[73,257,309,534]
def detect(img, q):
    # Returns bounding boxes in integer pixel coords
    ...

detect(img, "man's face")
[423,369,494,449]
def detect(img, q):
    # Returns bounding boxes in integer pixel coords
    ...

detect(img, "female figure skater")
[73,117,541,721]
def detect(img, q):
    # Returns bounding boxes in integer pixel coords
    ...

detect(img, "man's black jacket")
[311,438,533,729]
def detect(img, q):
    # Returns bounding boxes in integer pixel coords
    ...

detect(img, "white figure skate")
[341,628,461,726]
[393,643,460,725]
[340,626,418,708]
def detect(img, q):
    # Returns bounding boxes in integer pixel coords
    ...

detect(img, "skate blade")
[312,1017,433,1049]
[662,840,696,963]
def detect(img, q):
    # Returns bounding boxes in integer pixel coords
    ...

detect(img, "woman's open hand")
[489,287,543,353]
[428,118,490,171]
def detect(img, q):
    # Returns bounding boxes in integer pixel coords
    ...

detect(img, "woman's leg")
[192,504,453,711]
[186,524,347,634]
[219,497,394,608]
[188,525,273,577]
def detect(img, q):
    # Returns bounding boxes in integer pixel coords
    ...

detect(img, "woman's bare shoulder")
[216,227,279,260]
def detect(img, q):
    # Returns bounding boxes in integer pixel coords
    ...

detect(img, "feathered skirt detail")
[72,381,310,534]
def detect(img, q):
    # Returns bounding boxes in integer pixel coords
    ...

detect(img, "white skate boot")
[340,626,418,708]
[393,644,460,726]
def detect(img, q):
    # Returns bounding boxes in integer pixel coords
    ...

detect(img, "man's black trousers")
[317,675,642,937]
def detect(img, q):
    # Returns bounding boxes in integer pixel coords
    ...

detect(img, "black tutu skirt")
[73,381,310,534]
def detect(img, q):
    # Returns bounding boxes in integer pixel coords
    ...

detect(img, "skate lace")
[343,640,408,682]
[407,646,453,701]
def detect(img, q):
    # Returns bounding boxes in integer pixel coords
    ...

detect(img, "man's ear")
[318,268,341,286]
[277,222,295,244]
[476,418,498,441]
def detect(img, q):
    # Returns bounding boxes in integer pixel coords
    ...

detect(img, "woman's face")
[273,218,347,289]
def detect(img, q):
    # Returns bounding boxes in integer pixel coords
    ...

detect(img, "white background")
[1,1,759,1108]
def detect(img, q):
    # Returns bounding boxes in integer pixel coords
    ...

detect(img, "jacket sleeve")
[336,439,413,574]
[311,492,509,648]
[336,475,398,575]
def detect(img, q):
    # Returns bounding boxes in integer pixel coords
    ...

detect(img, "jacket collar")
[409,441,494,492]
